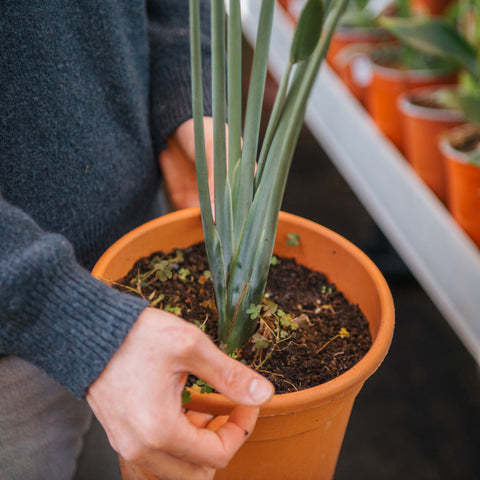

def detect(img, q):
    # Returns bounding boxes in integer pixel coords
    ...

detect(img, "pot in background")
[92,208,395,480]
[440,124,480,247]
[399,85,464,202]
[334,42,380,108]
[411,0,456,16]
[368,59,457,152]
[327,26,387,75]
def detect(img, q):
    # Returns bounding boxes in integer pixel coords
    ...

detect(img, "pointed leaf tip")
[290,0,324,64]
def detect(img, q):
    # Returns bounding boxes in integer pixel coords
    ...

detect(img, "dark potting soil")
[451,130,480,153]
[112,243,372,393]
[409,95,452,110]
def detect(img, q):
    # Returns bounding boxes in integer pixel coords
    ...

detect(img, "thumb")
[186,330,274,407]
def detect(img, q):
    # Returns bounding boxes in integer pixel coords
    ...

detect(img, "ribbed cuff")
[13,260,148,398]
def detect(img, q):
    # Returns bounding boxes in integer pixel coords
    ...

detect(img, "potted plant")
[381,3,480,244]
[398,84,464,202]
[410,0,456,16]
[365,0,458,152]
[92,0,395,478]
[367,41,458,152]
[326,0,393,106]
[441,123,480,247]
[326,0,390,69]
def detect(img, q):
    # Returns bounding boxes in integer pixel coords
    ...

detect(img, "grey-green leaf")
[458,93,480,126]
[380,17,478,77]
[290,0,324,63]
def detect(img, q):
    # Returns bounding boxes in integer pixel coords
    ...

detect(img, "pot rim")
[398,85,464,122]
[334,24,387,40]
[439,123,480,166]
[370,59,455,81]
[93,208,395,417]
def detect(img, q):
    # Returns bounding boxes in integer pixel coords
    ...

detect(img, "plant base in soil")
[112,243,372,393]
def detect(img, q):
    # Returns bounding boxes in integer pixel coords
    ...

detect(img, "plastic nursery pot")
[440,124,480,248]
[411,0,456,16]
[368,59,457,153]
[398,86,464,203]
[92,208,395,480]
[327,26,386,75]
[328,28,389,107]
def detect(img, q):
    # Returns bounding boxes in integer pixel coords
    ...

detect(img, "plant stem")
[227,0,243,182]
[233,0,275,242]
[255,61,293,191]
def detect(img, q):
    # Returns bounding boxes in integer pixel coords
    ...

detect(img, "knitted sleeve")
[147,0,213,154]
[0,194,149,398]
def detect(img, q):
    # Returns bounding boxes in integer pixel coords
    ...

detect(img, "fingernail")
[249,377,273,404]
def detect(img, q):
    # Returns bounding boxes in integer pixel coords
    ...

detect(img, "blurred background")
[283,121,480,480]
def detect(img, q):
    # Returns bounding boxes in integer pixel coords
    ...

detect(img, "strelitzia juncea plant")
[189,0,349,353]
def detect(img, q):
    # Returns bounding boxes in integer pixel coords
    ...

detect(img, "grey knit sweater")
[0,0,211,397]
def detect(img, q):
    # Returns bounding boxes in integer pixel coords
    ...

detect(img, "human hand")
[86,307,274,480]
[159,117,216,210]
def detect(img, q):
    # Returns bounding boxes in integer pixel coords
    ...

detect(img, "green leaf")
[227,0,243,183]
[290,0,324,63]
[251,333,271,350]
[457,92,480,126]
[286,232,300,247]
[256,61,293,190]
[182,387,191,406]
[222,0,350,353]
[195,379,214,394]
[379,17,478,77]
[246,304,262,319]
[211,0,229,263]
[233,0,275,241]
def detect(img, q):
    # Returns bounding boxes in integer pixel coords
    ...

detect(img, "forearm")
[0,196,148,397]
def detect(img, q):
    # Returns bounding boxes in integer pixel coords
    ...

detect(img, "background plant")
[189,0,349,353]
[380,0,480,125]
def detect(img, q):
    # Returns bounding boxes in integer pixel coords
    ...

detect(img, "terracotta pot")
[398,86,464,202]
[92,208,395,480]
[368,60,456,152]
[440,124,480,248]
[411,0,455,16]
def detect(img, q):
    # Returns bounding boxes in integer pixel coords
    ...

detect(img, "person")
[0,1,274,479]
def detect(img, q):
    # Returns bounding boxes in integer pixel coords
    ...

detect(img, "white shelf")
[240,0,480,365]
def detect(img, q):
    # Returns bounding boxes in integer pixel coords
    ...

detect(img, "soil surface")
[408,87,460,111]
[113,243,372,393]
[451,130,480,153]
[409,95,452,110]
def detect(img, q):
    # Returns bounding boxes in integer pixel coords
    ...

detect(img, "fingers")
[88,308,272,478]
[185,410,214,429]
[181,326,274,407]
[172,116,217,199]
[136,447,216,480]
[166,405,259,470]
[159,140,199,209]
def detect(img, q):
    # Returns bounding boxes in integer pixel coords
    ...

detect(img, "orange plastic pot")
[411,0,455,16]
[440,124,480,248]
[399,86,464,203]
[369,61,456,152]
[327,26,386,78]
[328,28,390,107]
[92,208,395,480]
